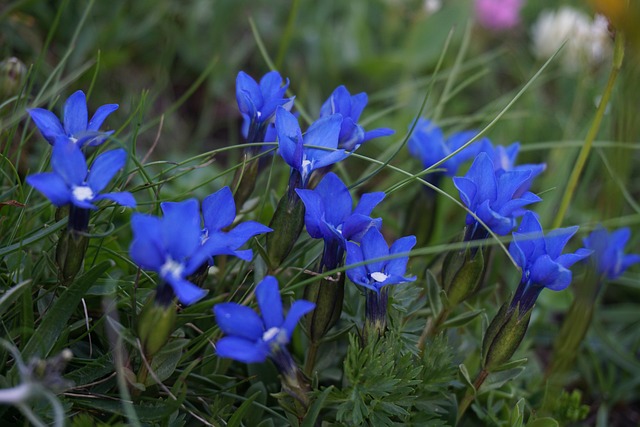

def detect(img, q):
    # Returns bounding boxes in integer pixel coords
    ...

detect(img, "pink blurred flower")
[475,0,524,31]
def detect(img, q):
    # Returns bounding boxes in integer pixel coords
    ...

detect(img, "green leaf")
[492,357,528,373]
[146,339,189,385]
[441,309,483,329]
[509,398,525,427]
[458,364,474,390]
[227,391,262,427]
[0,218,66,258]
[20,261,112,361]
[426,269,442,315]
[0,279,31,316]
[301,386,333,427]
[526,417,559,427]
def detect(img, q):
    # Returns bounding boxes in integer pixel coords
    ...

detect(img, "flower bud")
[231,154,260,209]
[304,273,344,342]
[138,295,177,357]
[55,229,89,284]
[266,172,305,269]
[481,302,532,372]
[0,57,27,100]
[442,245,485,307]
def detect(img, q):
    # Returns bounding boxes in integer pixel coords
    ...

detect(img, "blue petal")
[465,153,497,203]
[166,275,208,305]
[360,227,389,274]
[214,303,264,340]
[304,114,343,151]
[362,127,395,143]
[51,138,87,186]
[620,254,640,277]
[255,276,283,330]
[386,235,416,277]
[476,200,513,236]
[87,149,127,193]
[88,104,118,131]
[530,255,571,291]
[544,226,579,259]
[495,169,532,206]
[337,117,364,151]
[309,149,348,172]
[259,71,286,98]
[296,188,325,239]
[453,176,477,210]
[26,173,70,206]
[94,192,136,207]
[282,300,315,338]
[63,90,88,135]
[276,107,303,169]
[236,71,261,116]
[514,211,545,260]
[349,92,368,121]
[345,241,368,286]
[221,221,272,249]
[354,192,385,217]
[509,237,528,270]
[556,248,592,269]
[342,214,381,243]
[407,119,446,169]
[216,336,268,364]
[129,214,165,270]
[315,173,351,227]
[161,199,201,261]
[202,187,235,233]
[27,108,65,144]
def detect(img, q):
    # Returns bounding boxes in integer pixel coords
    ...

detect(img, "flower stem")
[417,306,450,353]
[456,369,489,424]
[552,32,625,229]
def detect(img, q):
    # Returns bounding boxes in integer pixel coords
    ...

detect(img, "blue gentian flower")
[509,212,592,314]
[214,276,315,363]
[236,71,294,144]
[130,195,269,305]
[346,227,416,293]
[296,172,384,248]
[319,85,394,151]
[27,90,118,147]
[453,152,541,238]
[26,137,135,210]
[583,226,640,280]
[276,106,346,187]
[479,140,546,196]
[407,118,485,177]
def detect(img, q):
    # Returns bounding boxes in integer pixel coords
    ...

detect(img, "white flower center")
[262,327,280,342]
[200,228,209,245]
[160,257,184,279]
[371,272,389,283]
[72,186,94,202]
[70,136,78,144]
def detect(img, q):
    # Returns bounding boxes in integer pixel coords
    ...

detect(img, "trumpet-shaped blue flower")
[407,118,485,177]
[346,227,416,293]
[509,212,592,314]
[583,226,640,280]
[453,152,541,237]
[479,140,546,196]
[236,71,294,144]
[319,85,394,151]
[214,276,315,363]
[276,106,346,187]
[129,194,270,305]
[296,172,384,248]
[26,137,135,210]
[27,90,118,147]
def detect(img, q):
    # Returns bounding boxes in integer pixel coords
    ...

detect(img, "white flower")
[531,7,612,72]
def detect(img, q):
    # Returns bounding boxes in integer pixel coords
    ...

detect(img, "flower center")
[262,327,280,342]
[69,136,79,144]
[371,272,388,283]
[72,186,94,202]
[160,257,184,280]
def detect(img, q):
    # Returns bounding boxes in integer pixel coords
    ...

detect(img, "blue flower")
[276,106,346,187]
[509,212,592,314]
[583,226,640,280]
[236,71,294,144]
[346,227,416,293]
[27,90,118,147]
[407,118,485,177]
[453,152,541,237]
[296,172,384,247]
[319,85,394,151]
[130,194,269,305]
[479,140,546,196]
[214,276,315,363]
[26,137,135,210]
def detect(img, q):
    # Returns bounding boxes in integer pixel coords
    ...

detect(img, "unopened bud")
[138,296,177,357]
[0,57,27,100]
[442,245,484,307]
[481,302,532,372]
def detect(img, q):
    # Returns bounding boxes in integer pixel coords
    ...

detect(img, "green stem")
[417,307,450,353]
[552,32,625,228]
[456,369,489,424]
[304,341,319,378]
